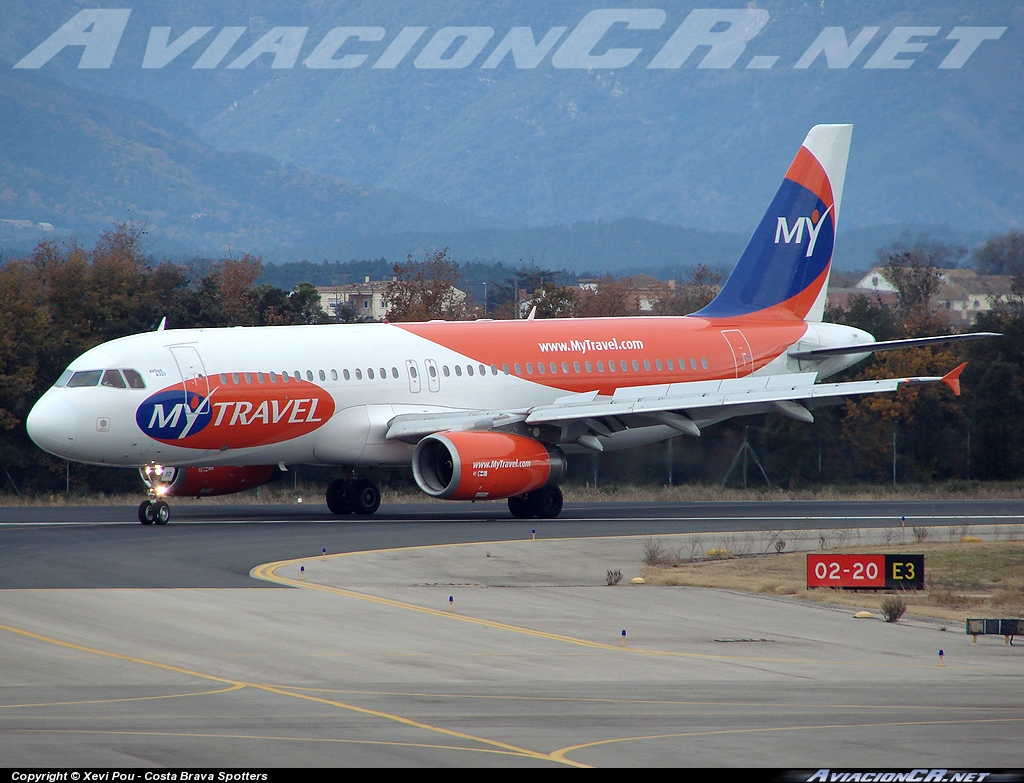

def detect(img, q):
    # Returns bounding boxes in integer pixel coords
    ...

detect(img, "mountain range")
[0,1,1019,272]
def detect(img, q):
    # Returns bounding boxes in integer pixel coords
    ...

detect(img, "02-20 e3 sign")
[806,554,924,590]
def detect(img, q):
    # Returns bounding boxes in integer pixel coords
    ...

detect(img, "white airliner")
[26,125,988,524]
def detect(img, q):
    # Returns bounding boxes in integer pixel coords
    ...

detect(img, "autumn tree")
[254,282,328,326]
[524,280,578,318]
[574,275,636,317]
[972,230,1024,276]
[877,239,964,337]
[653,264,722,315]
[215,254,263,326]
[384,249,471,322]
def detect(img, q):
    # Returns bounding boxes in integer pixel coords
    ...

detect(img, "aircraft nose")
[26,394,79,459]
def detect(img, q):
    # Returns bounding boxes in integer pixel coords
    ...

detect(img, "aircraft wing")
[386,365,966,447]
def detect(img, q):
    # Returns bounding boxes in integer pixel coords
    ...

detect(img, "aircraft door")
[424,359,440,392]
[169,345,210,397]
[721,329,753,378]
[405,360,422,393]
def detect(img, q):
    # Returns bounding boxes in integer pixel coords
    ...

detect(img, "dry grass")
[8,478,1024,507]
[643,539,1024,623]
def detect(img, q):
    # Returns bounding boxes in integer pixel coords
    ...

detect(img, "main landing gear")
[507,486,563,519]
[326,477,381,516]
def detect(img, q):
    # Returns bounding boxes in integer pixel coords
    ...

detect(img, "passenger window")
[270,372,278,383]
[443,365,450,377]
[654,360,662,371]
[491,364,498,375]
[585,362,592,373]
[573,362,581,373]
[244,373,252,384]
[101,370,126,388]
[502,364,510,375]
[343,369,351,380]
[467,365,475,377]
[455,365,463,377]
[294,371,301,380]
[597,361,605,372]
[319,370,326,381]
[690,359,697,370]
[701,358,708,369]
[232,373,241,385]
[355,369,363,380]
[379,367,386,379]
[666,359,674,371]
[281,372,290,383]
[368,368,375,380]
[550,363,557,374]
[123,369,146,389]
[392,367,399,379]
[330,369,338,381]
[514,363,522,375]
[538,363,546,375]
[409,365,418,378]
[67,370,102,387]
[479,364,486,376]
[525,363,533,375]
[561,362,569,374]
[608,362,616,373]
[306,370,314,381]
[428,365,437,378]
[257,372,265,383]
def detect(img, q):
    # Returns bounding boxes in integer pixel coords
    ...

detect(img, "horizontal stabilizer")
[788,332,1000,360]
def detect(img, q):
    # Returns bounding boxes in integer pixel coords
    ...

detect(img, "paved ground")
[0,526,1021,768]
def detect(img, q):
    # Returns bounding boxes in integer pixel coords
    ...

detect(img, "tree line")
[2,224,1023,496]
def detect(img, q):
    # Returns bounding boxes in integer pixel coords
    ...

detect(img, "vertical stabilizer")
[695,124,853,322]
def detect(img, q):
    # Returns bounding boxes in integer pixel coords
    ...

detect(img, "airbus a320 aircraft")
[27,125,988,524]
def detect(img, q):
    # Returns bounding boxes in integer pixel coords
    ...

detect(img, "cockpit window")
[53,370,73,387]
[122,369,145,389]
[101,370,127,388]
[67,370,102,388]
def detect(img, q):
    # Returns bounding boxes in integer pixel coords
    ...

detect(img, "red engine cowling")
[412,432,565,500]
[153,465,275,498]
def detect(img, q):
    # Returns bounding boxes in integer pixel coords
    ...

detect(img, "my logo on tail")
[775,204,833,258]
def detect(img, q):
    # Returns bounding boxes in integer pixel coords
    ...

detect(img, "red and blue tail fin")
[695,124,852,322]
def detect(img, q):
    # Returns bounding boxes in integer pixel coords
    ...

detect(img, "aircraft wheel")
[529,486,563,519]
[326,479,352,515]
[349,478,381,516]
[153,500,170,525]
[138,500,154,525]
[507,494,533,518]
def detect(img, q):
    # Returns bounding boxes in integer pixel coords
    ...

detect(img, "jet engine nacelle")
[412,431,566,501]
[146,465,275,498]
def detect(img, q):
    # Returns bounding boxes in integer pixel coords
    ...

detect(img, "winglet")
[942,362,967,396]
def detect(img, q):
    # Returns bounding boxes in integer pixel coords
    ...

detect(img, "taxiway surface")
[0,499,1021,767]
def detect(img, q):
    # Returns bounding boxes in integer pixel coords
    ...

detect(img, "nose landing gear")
[138,464,171,525]
[138,499,170,525]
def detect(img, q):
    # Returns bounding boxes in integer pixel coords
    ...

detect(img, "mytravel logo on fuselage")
[136,377,335,449]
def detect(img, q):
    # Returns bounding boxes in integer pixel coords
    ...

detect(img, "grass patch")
[643,539,1024,623]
